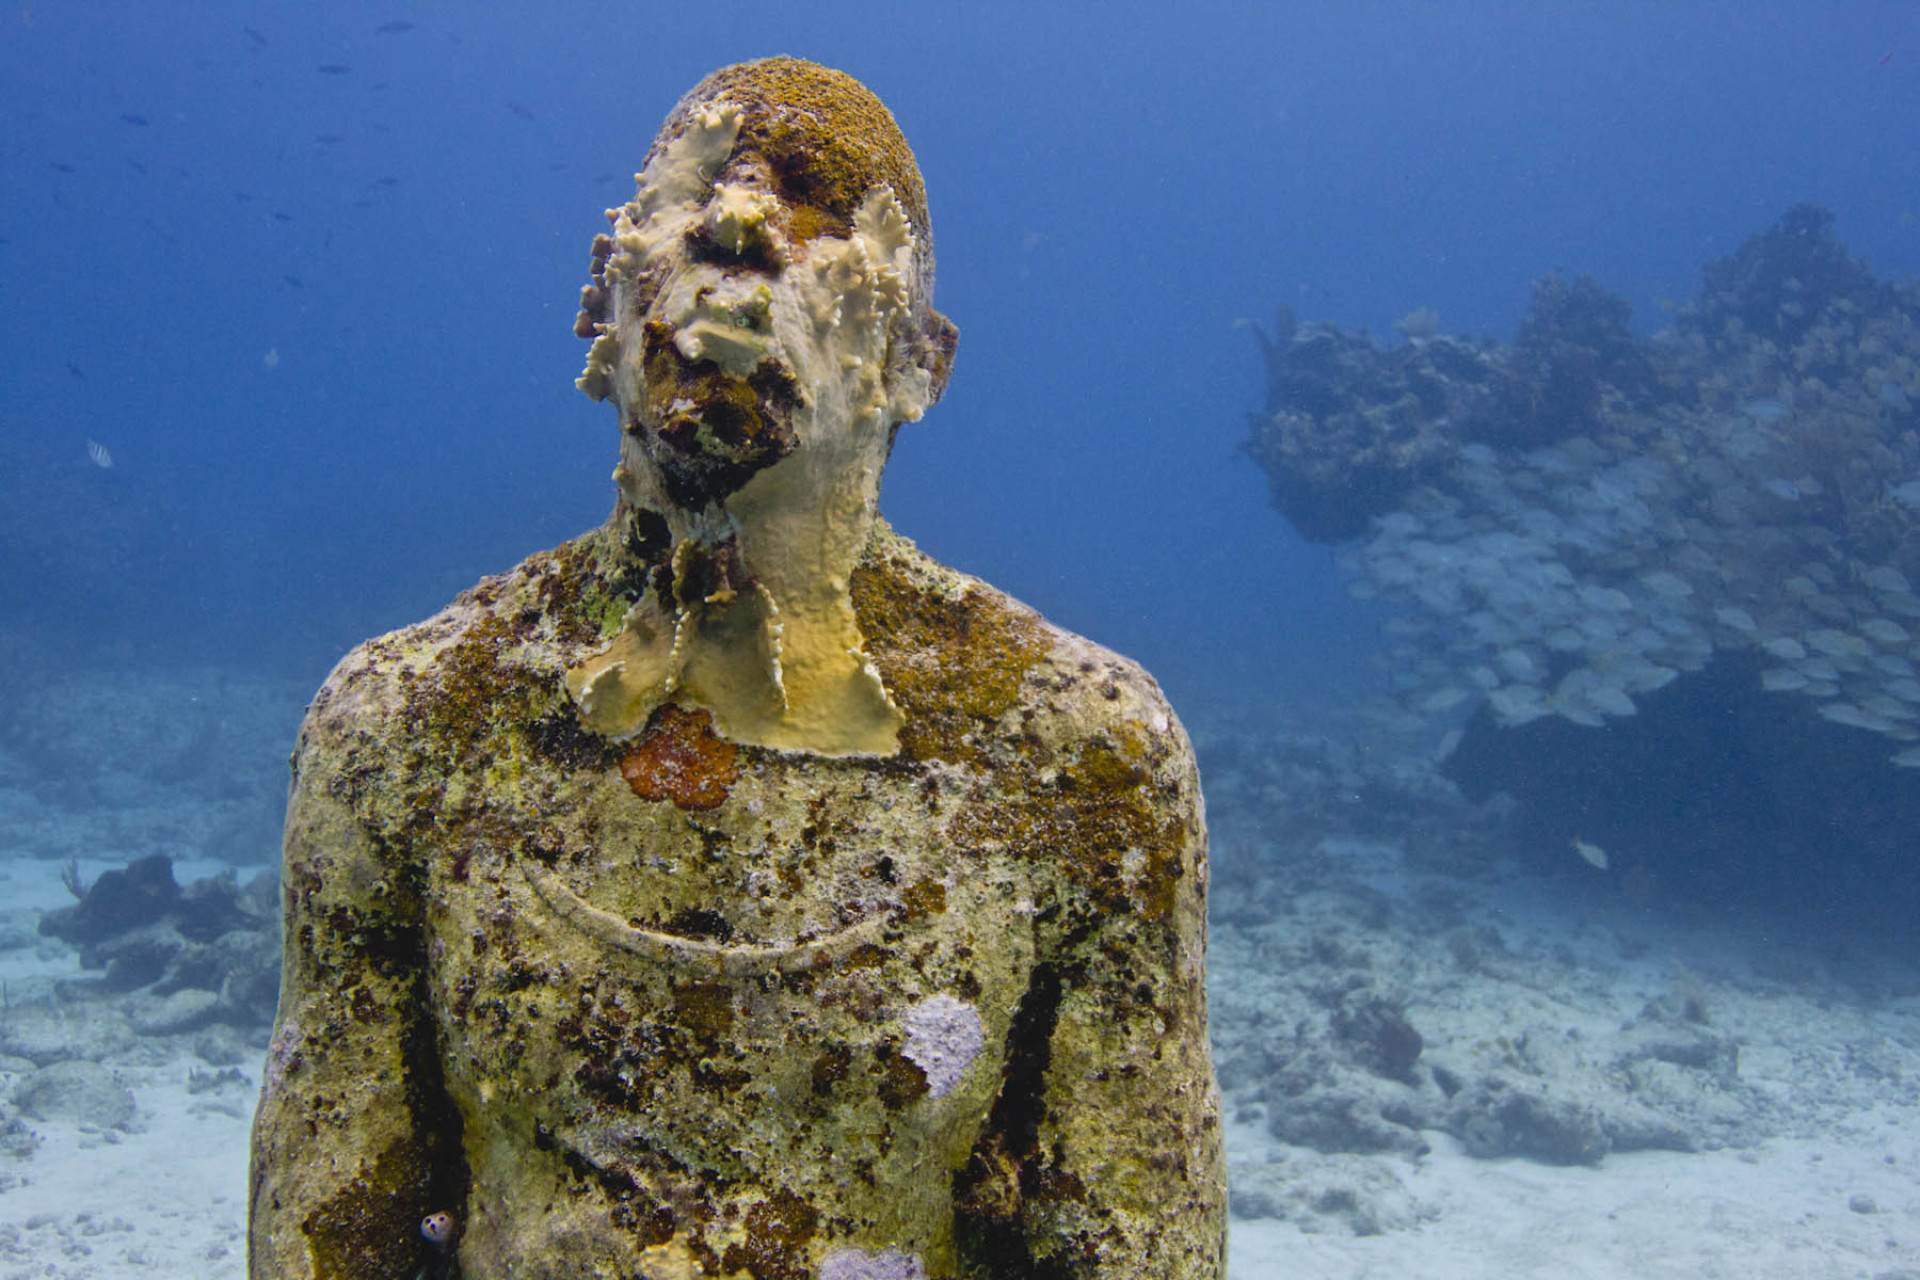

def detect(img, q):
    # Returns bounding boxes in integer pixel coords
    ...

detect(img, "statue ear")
[919,308,960,406]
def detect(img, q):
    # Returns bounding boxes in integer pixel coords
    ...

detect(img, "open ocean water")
[4,5,1920,1277]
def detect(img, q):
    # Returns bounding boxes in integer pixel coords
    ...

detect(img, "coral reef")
[1243,269,1683,543]
[249,57,1225,1280]
[1695,203,1887,350]
[1245,207,1920,766]
[37,855,280,1025]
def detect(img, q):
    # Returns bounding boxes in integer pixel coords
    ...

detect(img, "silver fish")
[86,439,113,469]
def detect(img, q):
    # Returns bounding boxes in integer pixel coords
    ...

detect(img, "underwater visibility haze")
[4,4,1920,1278]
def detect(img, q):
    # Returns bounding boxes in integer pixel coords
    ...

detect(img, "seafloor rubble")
[1194,727,1920,1250]
[1247,206,1920,761]
[36,855,280,1026]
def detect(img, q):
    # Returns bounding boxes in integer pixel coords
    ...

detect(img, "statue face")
[568,83,952,755]
[577,73,955,521]
[618,160,835,512]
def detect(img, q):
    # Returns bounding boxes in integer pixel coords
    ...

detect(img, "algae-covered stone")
[249,57,1225,1280]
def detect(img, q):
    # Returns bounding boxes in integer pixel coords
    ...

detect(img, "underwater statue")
[248,57,1226,1280]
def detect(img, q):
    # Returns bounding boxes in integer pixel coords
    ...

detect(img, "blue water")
[3,1,1917,717]
[9,11,1920,1273]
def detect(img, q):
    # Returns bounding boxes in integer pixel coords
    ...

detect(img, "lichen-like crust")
[250,56,1222,1280]
[248,522,1227,1280]
[670,57,931,243]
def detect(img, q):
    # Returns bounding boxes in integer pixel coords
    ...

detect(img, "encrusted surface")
[250,57,1222,1280]
[249,521,1226,1279]
[568,58,958,756]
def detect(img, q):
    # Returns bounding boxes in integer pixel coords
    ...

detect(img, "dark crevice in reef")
[1443,649,1920,935]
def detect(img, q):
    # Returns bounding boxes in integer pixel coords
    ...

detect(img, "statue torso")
[302,521,1208,1279]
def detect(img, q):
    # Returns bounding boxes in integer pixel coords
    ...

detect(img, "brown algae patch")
[850,543,1052,762]
[299,1139,436,1278]
[698,57,931,240]
[722,1188,820,1280]
[950,740,1189,923]
[396,612,541,757]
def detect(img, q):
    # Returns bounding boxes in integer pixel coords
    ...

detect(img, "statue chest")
[424,808,1041,1200]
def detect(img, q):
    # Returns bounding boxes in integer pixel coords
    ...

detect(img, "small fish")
[314,132,345,144]
[119,112,148,126]
[1571,838,1608,871]
[283,275,305,289]
[507,101,535,121]
[1760,667,1810,693]
[1761,477,1803,502]
[376,21,416,33]
[317,63,353,75]
[66,361,86,381]
[547,161,568,172]
[127,159,148,174]
[270,211,294,222]
[1880,50,1894,66]
[374,176,400,187]
[242,25,268,48]
[49,160,76,174]
[86,439,113,469]
[420,1209,456,1248]
[1741,398,1791,420]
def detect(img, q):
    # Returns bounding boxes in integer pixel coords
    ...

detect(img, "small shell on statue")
[420,1211,457,1248]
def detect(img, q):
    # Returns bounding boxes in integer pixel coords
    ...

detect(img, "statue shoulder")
[851,522,1197,779]
[290,537,621,813]
[296,589,505,757]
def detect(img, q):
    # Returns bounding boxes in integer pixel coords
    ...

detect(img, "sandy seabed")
[1,674,1918,1279]
[5,851,1917,1280]
[0,859,253,1279]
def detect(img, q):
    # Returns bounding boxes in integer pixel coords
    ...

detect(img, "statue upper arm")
[248,705,457,1280]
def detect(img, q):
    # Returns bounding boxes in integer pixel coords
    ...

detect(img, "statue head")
[567,58,959,756]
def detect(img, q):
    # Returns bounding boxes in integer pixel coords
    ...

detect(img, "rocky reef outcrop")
[37,855,281,1031]
[1247,207,1920,757]
[1244,207,1920,916]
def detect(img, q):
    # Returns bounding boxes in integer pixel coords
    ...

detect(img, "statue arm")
[1025,843,1228,1278]
[962,729,1227,1280]
[248,730,451,1280]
